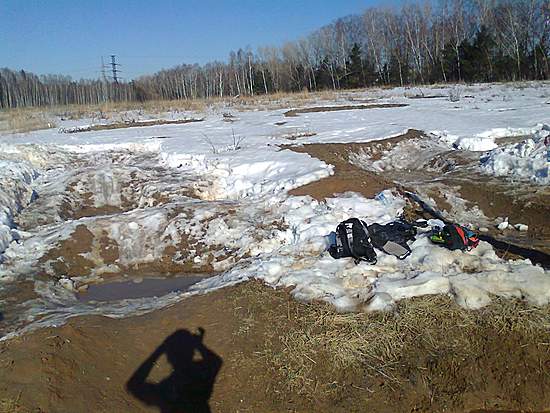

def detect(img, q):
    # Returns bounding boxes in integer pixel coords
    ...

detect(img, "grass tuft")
[0,397,24,413]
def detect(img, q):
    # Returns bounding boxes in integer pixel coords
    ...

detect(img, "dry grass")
[0,109,56,134]
[232,282,550,400]
[55,99,210,120]
[0,397,24,413]
[232,89,342,111]
[264,295,475,395]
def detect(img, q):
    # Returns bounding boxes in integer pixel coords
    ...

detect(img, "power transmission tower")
[101,56,108,82]
[110,55,121,83]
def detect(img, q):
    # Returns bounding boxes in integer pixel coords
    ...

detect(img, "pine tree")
[345,43,365,88]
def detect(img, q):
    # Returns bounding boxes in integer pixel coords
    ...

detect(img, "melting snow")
[480,124,550,184]
[1,82,550,337]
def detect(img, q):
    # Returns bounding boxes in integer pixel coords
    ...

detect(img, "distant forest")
[1,0,549,109]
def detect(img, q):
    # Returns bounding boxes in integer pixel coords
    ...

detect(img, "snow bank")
[366,237,550,310]
[59,141,162,154]
[453,136,498,151]
[161,146,333,200]
[0,148,40,260]
[480,125,550,184]
[434,126,543,152]
[435,131,499,152]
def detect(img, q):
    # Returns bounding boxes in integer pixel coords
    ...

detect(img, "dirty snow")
[1,82,550,338]
[0,147,39,260]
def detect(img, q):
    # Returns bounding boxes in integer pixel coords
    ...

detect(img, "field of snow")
[0,82,549,338]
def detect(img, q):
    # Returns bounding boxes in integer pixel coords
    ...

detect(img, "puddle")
[78,275,208,302]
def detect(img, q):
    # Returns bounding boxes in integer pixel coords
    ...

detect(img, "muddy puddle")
[0,145,228,338]
[79,274,208,302]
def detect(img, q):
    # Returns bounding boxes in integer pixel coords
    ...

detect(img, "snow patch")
[480,125,550,184]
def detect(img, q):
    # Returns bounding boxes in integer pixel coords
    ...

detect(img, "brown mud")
[286,129,420,200]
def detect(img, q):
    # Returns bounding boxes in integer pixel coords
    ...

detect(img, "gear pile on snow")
[328,218,479,264]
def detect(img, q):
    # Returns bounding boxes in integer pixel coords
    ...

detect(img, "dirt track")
[283,103,408,117]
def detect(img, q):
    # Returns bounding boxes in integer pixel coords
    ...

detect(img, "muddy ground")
[287,130,418,199]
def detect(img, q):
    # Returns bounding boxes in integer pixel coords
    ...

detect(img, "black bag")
[368,221,417,260]
[329,218,377,264]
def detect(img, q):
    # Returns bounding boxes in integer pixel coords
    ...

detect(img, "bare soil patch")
[1,281,549,413]
[286,129,423,200]
[283,103,408,117]
[42,224,96,278]
[60,118,204,133]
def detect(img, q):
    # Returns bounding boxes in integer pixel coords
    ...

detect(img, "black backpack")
[328,218,377,264]
[367,221,417,260]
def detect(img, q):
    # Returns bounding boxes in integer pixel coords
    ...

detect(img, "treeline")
[1,0,549,108]
[0,70,137,109]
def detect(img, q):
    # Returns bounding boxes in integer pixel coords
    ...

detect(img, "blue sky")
[1,0,393,80]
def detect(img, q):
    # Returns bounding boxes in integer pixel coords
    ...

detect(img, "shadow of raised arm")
[126,328,222,413]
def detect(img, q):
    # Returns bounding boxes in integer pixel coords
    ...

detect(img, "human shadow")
[126,328,222,413]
